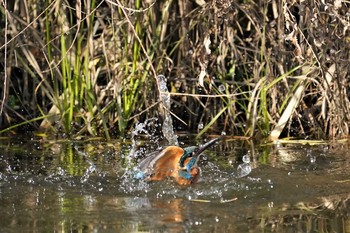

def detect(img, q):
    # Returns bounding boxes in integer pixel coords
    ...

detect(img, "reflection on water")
[1,138,350,232]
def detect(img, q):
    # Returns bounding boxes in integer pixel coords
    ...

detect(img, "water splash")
[157,75,178,146]
[73,146,98,184]
[122,118,160,183]
[121,75,178,186]
[81,161,97,184]
[236,153,252,178]
[236,163,252,178]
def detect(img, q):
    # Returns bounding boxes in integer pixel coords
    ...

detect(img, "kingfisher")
[135,137,222,185]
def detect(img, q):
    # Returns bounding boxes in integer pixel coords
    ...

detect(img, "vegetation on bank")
[0,0,349,140]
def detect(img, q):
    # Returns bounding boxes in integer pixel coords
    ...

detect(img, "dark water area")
[1,136,350,233]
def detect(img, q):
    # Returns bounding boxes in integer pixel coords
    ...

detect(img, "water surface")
[1,137,350,232]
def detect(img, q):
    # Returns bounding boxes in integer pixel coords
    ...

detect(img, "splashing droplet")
[268,201,274,208]
[218,84,225,92]
[310,156,316,163]
[236,163,252,178]
[198,122,204,129]
[242,154,250,163]
[157,75,178,145]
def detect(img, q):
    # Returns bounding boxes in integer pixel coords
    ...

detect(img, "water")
[157,75,178,146]
[1,137,350,232]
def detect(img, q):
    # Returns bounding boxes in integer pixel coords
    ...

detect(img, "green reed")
[116,0,143,134]
[1,0,349,140]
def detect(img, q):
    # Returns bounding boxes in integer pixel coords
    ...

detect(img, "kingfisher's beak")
[192,136,223,166]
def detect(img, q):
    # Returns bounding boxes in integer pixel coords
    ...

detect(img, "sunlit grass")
[0,0,349,140]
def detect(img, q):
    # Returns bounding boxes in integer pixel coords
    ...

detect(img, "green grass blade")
[196,106,228,139]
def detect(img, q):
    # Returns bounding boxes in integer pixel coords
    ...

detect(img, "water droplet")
[236,163,252,178]
[156,192,163,198]
[198,123,204,129]
[242,154,250,163]
[215,216,219,222]
[218,84,225,92]
[268,201,274,208]
[275,140,281,147]
[6,165,12,172]
[310,156,316,163]
[27,178,34,184]
[306,149,311,156]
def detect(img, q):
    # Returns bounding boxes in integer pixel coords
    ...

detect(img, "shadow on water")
[1,137,350,232]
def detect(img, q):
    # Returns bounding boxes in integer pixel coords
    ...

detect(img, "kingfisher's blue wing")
[134,150,161,179]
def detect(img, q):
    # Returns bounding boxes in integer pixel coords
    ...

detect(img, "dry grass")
[0,0,349,140]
